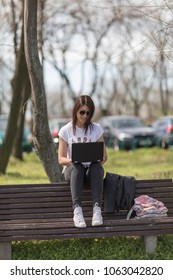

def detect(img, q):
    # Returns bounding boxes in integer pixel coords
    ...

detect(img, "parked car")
[98,115,156,150]
[152,116,173,149]
[49,118,71,147]
[0,115,32,152]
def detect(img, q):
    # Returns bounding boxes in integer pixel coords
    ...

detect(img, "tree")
[0,22,27,173]
[0,0,31,170]
[23,0,63,182]
[12,72,31,160]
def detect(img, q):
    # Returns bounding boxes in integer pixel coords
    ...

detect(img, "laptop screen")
[72,142,104,163]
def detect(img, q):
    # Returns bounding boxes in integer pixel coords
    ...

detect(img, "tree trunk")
[0,25,26,174]
[23,0,64,182]
[13,48,31,160]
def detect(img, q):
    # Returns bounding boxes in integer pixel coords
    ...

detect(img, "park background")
[0,0,173,259]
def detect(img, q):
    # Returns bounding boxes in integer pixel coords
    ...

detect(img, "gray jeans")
[64,162,104,208]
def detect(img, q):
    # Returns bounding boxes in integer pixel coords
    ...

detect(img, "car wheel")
[161,140,168,149]
[113,138,120,151]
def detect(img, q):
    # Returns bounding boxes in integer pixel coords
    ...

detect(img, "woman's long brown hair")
[72,95,95,134]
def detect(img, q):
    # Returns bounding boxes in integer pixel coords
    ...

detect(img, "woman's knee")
[73,163,85,173]
[89,162,104,177]
[64,163,85,181]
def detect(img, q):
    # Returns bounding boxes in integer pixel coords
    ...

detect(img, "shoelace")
[75,209,84,222]
[94,206,101,216]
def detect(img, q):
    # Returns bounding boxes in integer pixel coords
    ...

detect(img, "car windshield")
[0,118,30,136]
[49,120,69,132]
[58,121,67,128]
[111,119,144,129]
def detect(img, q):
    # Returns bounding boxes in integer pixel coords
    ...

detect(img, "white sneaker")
[73,206,86,228]
[92,203,103,226]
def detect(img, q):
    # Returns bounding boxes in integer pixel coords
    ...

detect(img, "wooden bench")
[0,178,173,259]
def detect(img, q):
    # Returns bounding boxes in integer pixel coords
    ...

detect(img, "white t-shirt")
[58,121,104,165]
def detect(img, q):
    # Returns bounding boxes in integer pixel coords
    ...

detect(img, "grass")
[0,152,49,184]
[0,147,173,260]
[105,147,173,179]
[12,236,173,260]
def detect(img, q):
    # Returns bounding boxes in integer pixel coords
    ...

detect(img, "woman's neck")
[76,121,84,128]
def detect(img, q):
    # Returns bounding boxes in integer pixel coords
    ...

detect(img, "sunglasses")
[79,110,90,116]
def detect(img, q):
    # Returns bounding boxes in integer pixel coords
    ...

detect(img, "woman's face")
[76,105,90,127]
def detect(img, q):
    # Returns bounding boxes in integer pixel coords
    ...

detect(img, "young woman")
[58,95,107,228]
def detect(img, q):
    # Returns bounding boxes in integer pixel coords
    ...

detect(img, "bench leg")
[0,241,12,260]
[144,235,157,254]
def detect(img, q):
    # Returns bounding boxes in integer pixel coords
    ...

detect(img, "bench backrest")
[0,179,173,222]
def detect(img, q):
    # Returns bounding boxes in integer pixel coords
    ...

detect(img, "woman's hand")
[101,156,107,165]
[97,136,108,165]
[58,137,72,166]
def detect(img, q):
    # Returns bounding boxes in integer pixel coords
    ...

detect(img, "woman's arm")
[58,136,72,166]
[97,135,108,164]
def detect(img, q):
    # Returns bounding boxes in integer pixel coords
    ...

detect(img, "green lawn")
[0,147,173,259]
[105,147,173,180]
[0,152,49,184]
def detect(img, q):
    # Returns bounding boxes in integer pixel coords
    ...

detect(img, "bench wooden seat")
[0,178,173,259]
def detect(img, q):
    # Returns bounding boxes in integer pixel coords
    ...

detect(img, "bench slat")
[0,218,173,241]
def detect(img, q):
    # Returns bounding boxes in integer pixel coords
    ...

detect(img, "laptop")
[72,142,104,163]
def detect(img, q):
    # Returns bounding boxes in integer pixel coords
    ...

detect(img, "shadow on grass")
[1,172,22,178]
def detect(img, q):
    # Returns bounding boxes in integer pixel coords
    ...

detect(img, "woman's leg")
[64,163,86,208]
[64,163,86,228]
[86,162,104,207]
[86,162,104,226]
